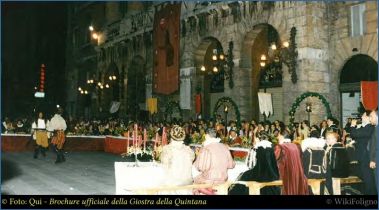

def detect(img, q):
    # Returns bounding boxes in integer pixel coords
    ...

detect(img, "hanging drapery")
[153,2,181,95]
[109,101,121,114]
[147,98,158,114]
[361,81,378,110]
[258,92,273,117]
[195,94,202,114]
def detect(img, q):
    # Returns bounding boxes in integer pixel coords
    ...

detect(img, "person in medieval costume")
[301,130,327,179]
[350,112,377,195]
[275,130,309,195]
[193,128,235,194]
[229,131,281,195]
[323,130,350,195]
[31,112,49,159]
[48,107,67,164]
[368,110,378,190]
[161,125,195,187]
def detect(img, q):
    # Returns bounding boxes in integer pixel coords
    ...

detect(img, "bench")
[235,179,325,195]
[132,182,231,195]
[332,176,362,195]
[131,177,356,195]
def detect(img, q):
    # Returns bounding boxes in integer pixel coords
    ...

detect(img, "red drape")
[361,81,378,110]
[153,3,181,95]
[195,94,202,114]
[275,143,309,195]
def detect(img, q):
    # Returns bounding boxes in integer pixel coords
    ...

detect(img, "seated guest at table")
[228,129,242,146]
[275,130,309,195]
[323,130,350,195]
[229,131,281,195]
[2,117,14,134]
[194,128,235,194]
[31,112,49,159]
[15,119,25,133]
[161,125,195,186]
[301,130,326,179]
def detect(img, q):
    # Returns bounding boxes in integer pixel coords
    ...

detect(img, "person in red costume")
[275,130,309,195]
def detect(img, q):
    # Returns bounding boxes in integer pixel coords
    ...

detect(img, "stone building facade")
[65,1,378,125]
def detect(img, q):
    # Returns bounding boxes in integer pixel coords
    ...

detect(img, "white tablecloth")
[114,161,248,195]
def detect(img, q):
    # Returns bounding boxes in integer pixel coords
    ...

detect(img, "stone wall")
[73,1,378,123]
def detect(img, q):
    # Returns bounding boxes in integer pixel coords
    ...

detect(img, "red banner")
[153,3,181,95]
[195,94,202,114]
[361,81,378,110]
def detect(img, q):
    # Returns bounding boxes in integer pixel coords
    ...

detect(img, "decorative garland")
[213,97,241,125]
[288,92,333,126]
[165,101,183,120]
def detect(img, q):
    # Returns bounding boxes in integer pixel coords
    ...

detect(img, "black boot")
[33,147,40,159]
[55,154,62,164]
[41,146,47,157]
[61,152,66,162]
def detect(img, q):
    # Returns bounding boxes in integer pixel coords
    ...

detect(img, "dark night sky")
[1,2,67,119]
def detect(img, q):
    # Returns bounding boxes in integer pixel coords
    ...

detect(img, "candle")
[125,131,129,153]
[162,127,167,146]
[143,129,147,152]
[134,124,138,148]
[155,132,159,149]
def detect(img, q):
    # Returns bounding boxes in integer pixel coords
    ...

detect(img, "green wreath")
[165,101,183,120]
[213,97,241,125]
[288,92,333,126]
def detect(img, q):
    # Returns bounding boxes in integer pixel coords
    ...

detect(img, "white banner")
[110,101,121,113]
[258,92,273,116]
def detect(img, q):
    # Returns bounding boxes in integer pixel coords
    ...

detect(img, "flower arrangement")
[241,136,252,148]
[191,133,201,144]
[153,145,163,161]
[121,146,154,162]
[113,127,126,136]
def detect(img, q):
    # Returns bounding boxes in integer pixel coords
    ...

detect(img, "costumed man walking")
[48,107,67,164]
[31,112,49,159]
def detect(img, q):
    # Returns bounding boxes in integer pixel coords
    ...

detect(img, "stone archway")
[165,101,183,122]
[240,23,285,121]
[105,62,120,101]
[100,62,121,117]
[194,37,226,119]
[127,56,146,121]
[339,54,378,125]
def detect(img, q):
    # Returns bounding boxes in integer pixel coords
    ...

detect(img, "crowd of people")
[2,109,377,195]
[159,110,377,195]
[0,113,362,148]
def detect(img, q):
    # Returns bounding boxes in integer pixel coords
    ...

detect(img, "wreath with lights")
[213,97,241,125]
[288,92,333,126]
[165,101,183,120]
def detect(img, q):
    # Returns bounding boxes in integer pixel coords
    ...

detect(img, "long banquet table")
[1,134,250,159]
